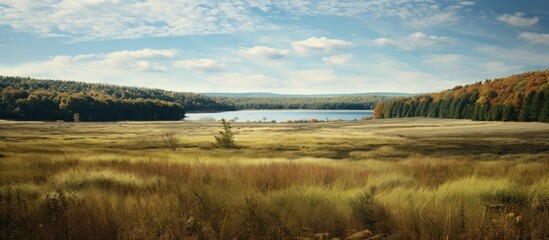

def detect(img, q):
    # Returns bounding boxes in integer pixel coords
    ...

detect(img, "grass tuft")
[52,169,162,190]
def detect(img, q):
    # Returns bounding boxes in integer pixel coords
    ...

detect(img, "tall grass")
[1,120,548,239]
[52,169,163,190]
[2,158,548,239]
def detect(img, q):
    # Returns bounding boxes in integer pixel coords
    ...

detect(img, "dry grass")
[51,169,163,190]
[0,118,548,239]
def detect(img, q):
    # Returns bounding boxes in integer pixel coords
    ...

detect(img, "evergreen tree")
[530,91,544,121]
[419,97,432,117]
[490,104,503,121]
[519,91,536,122]
[213,118,236,148]
[472,104,480,121]
[502,105,516,122]
[428,101,440,118]
[539,89,549,122]
[479,104,490,121]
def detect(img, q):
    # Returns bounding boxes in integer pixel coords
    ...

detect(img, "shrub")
[45,190,74,240]
[213,118,236,149]
[162,132,179,151]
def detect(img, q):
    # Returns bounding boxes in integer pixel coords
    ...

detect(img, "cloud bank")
[0,0,475,41]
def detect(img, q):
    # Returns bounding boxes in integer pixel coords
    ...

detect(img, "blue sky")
[0,0,548,94]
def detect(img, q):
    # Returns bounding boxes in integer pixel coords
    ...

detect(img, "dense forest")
[0,77,189,121]
[1,76,392,122]
[202,92,416,98]
[374,69,549,122]
[0,76,237,121]
[212,95,391,110]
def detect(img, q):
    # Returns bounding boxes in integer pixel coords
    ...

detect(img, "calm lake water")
[185,110,373,122]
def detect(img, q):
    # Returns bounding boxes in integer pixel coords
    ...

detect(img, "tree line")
[0,76,231,113]
[374,69,549,123]
[1,77,187,121]
[212,95,390,110]
[1,76,396,122]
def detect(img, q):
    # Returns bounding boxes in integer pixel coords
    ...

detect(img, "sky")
[0,0,548,94]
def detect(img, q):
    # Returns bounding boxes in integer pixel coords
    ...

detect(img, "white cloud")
[0,1,271,41]
[0,0,474,41]
[407,11,459,27]
[292,37,351,55]
[373,32,453,50]
[370,1,470,27]
[239,46,290,59]
[518,32,549,45]
[28,49,178,73]
[173,59,225,72]
[322,54,353,65]
[459,1,476,6]
[246,1,271,12]
[0,49,175,87]
[258,0,470,27]
[497,12,538,27]
[105,49,178,59]
[7,48,176,75]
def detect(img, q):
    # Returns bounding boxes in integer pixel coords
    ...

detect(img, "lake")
[185,110,373,122]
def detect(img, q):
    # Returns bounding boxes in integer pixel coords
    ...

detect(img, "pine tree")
[472,104,480,121]
[428,101,441,118]
[479,104,490,121]
[539,89,549,122]
[213,118,236,148]
[490,104,503,121]
[519,91,536,121]
[502,105,516,122]
[530,91,544,121]
[419,97,432,117]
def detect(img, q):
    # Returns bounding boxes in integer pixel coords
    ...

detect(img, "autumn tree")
[375,69,549,123]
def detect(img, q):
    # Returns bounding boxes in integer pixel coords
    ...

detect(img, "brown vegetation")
[0,118,548,239]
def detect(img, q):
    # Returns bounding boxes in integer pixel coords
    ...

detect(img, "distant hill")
[202,92,409,110]
[210,95,394,110]
[0,76,233,121]
[202,92,418,98]
[374,69,549,123]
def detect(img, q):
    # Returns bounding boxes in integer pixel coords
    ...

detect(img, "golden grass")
[0,118,548,239]
[51,169,163,190]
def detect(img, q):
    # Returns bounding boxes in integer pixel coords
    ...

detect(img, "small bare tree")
[162,133,179,151]
[213,118,236,148]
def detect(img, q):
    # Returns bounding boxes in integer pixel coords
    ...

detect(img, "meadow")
[0,118,548,240]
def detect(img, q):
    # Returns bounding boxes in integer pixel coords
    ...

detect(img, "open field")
[1,118,549,239]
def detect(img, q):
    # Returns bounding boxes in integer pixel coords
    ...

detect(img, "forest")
[0,76,390,121]
[0,77,194,121]
[211,95,391,110]
[374,69,549,122]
